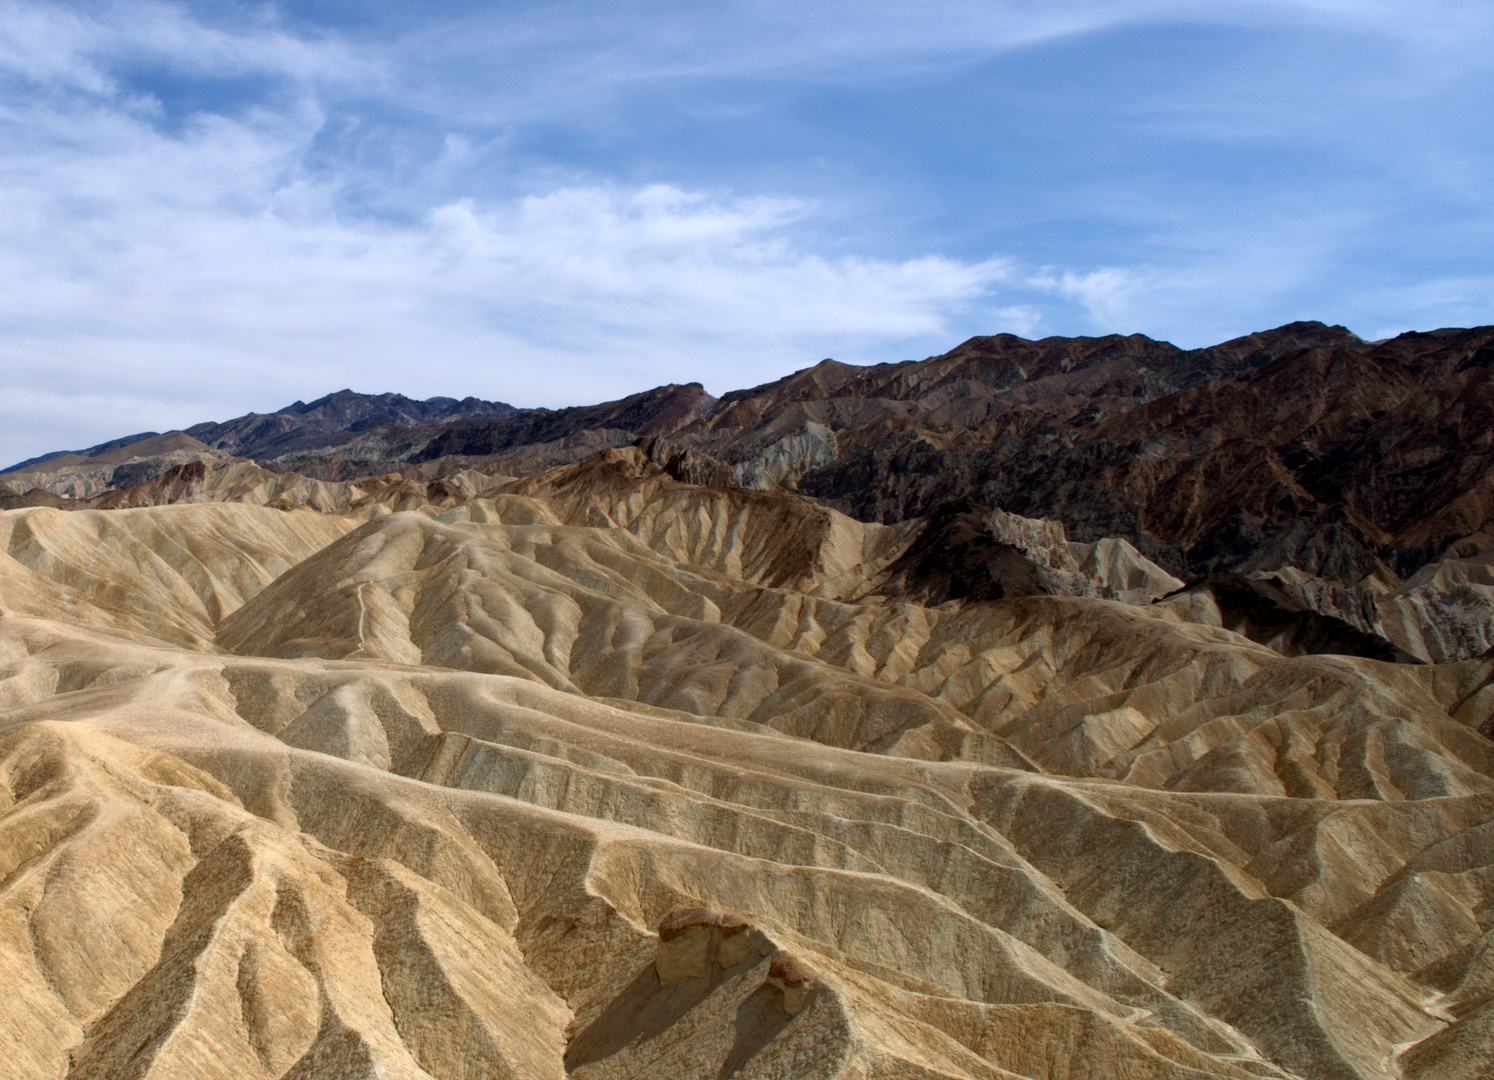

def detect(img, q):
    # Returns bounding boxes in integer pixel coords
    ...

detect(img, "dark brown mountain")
[8,322,1494,588]
[252,381,719,479]
[405,382,715,462]
[185,388,521,460]
[693,320,1362,435]
[794,325,1494,579]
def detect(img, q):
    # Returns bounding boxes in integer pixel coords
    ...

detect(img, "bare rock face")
[764,953,817,1016]
[655,907,760,982]
[877,499,1182,608]
[984,505,1080,571]
[649,908,819,1019]
[876,500,1090,605]
[1170,572,1423,663]
[1257,553,1494,664]
[791,324,1494,579]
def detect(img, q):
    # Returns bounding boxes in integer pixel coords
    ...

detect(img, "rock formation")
[1,434,1492,1079]
[4,324,1494,1077]
[9,323,1494,589]
[1254,554,1494,664]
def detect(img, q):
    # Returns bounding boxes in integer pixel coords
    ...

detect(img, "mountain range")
[11,321,1493,577]
[4,321,1494,1078]
[7,320,1493,668]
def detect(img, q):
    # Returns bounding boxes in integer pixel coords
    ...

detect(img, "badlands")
[3,324,1494,1079]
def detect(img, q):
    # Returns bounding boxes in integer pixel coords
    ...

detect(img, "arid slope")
[2,447,1493,1079]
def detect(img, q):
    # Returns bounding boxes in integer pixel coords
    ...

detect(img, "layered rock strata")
[1,448,1492,1078]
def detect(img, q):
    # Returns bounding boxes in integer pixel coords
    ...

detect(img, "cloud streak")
[0,0,372,94]
[0,0,1491,465]
[0,6,1017,463]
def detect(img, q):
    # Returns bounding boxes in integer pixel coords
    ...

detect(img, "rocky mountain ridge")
[184,388,522,459]
[5,322,1356,494]
[7,320,1494,665]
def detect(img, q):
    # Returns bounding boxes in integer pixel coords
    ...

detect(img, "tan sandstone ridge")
[3,445,1494,1079]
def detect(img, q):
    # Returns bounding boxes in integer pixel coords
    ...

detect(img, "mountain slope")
[795,325,1494,579]
[2,449,1494,1078]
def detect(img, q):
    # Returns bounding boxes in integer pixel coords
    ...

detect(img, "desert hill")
[2,425,1494,1078]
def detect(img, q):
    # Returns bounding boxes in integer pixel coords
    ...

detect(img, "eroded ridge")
[2,455,1493,1079]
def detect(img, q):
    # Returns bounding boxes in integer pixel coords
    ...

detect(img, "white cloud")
[988,305,1045,338]
[386,0,1494,110]
[0,4,1018,464]
[0,0,1490,465]
[421,188,1009,337]
[0,0,372,94]
[1031,267,1155,330]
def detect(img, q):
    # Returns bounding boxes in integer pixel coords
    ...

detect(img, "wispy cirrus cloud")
[0,1,1026,464]
[0,11,1019,464]
[0,0,1491,465]
[0,0,372,92]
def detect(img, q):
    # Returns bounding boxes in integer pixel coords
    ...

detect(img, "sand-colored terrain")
[3,446,1493,1078]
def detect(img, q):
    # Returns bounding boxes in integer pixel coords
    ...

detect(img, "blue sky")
[1,0,1492,464]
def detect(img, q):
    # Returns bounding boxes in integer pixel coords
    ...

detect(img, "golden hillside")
[2,446,1492,1079]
